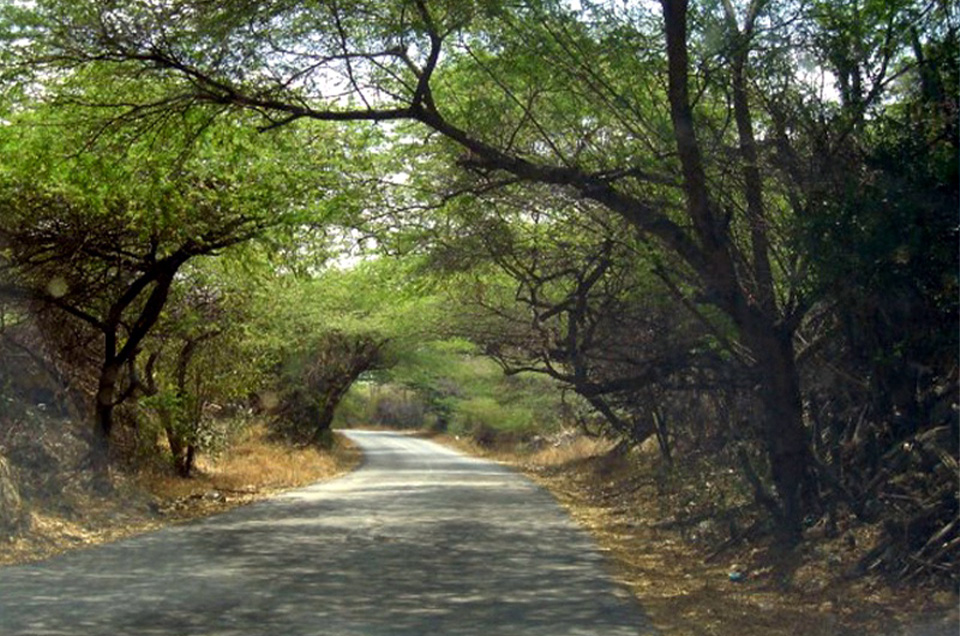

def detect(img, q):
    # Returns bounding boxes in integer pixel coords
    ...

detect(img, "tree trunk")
[91,360,121,489]
[183,444,196,477]
[662,0,809,540]
[162,414,187,476]
[89,267,181,482]
[313,397,340,448]
[313,376,356,448]
[160,415,196,477]
[171,338,202,477]
[167,433,196,477]
[0,453,25,535]
[747,322,809,542]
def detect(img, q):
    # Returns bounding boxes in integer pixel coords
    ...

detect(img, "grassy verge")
[0,422,360,567]
[140,423,358,510]
[438,432,959,636]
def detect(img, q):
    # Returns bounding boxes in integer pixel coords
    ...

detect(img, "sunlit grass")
[140,422,358,500]
[523,435,616,467]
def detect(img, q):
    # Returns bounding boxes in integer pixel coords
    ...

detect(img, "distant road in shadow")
[0,430,652,635]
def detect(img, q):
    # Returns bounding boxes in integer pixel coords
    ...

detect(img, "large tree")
[247,254,443,444]
[137,261,262,477]
[417,187,722,447]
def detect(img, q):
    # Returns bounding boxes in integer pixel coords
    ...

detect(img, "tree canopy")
[0,0,956,571]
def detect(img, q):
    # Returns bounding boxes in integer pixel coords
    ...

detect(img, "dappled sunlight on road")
[0,430,651,635]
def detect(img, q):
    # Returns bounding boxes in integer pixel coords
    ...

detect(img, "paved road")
[0,430,652,635]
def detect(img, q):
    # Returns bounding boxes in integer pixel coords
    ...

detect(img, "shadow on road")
[0,431,654,635]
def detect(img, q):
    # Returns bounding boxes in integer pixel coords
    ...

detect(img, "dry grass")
[1,422,360,567]
[440,431,960,636]
[434,431,615,467]
[524,436,617,467]
[0,498,170,567]
[139,423,358,503]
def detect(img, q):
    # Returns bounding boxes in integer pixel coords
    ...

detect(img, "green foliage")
[0,72,374,467]
[239,254,448,442]
[1,0,957,574]
[132,260,263,473]
[344,336,567,440]
[449,396,532,436]
[797,17,958,441]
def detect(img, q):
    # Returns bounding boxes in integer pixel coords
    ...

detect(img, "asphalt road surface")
[0,430,652,635]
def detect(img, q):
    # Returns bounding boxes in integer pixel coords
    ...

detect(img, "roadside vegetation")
[441,430,958,635]
[0,0,956,633]
[0,412,358,566]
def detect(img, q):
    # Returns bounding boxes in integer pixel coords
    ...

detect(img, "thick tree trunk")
[662,0,809,541]
[313,397,340,448]
[308,335,385,446]
[746,322,809,542]
[313,377,356,448]
[183,444,196,476]
[91,361,121,489]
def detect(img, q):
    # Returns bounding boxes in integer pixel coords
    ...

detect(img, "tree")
[0,105,338,479]
[137,262,259,477]
[245,256,441,445]
[277,330,387,445]
[4,0,952,537]
[791,5,959,575]
[420,187,723,447]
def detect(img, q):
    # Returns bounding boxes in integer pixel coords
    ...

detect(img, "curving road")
[0,430,652,635]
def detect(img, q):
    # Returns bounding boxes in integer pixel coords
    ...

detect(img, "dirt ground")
[443,433,959,636]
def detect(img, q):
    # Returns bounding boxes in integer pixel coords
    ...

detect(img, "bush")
[373,395,425,429]
[448,396,537,447]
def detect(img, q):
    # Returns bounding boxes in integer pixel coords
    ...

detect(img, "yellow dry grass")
[1,423,360,567]
[435,431,614,468]
[524,436,616,467]
[140,423,358,501]
[439,431,959,636]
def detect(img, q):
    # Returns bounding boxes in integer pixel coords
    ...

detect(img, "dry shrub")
[524,435,616,468]
[140,422,357,501]
[447,429,616,470]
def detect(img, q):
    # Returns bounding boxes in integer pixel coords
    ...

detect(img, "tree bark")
[90,359,122,488]
[313,394,342,448]
[171,337,202,477]
[661,0,809,541]
[747,320,808,540]
[88,266,181,479]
